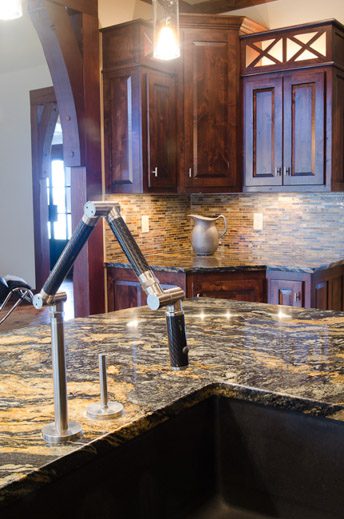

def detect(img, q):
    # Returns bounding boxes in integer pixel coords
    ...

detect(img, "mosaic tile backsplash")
[105,195,191,261]
[105,193,344,264]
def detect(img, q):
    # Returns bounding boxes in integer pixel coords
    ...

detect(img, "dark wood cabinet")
[107,267,266,311]
[178,15,265,193]
[244,75,283,187]
[268,267,344,310]
[190,271,266,302]
[109,264,344,312]
[102,21,178,194]
[268,274,310,308]
[103,66,178,194]
[107,268,186,312]
[242,20,344,192]
[312,266,344,311]
[102,16,265,195]
[144,70,177,191]
[244,69,326,190]
[283,70,325,187]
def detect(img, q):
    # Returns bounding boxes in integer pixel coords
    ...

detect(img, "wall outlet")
[253,212,264,231]
[141,215,150,233]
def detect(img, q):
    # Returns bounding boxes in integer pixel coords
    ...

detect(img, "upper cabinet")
[242,20,344,192]
[178,16,264,193]
[102,21,178,194]
[102,15,265,194]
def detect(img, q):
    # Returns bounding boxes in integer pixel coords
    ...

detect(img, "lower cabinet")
[107,267,266,311]
[108,265,344,312]
[267,267,344,311]
[267,272,311,308]
[189,271,266,302]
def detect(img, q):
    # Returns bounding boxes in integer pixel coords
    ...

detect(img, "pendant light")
[0,0,23,20]
[153,0,180,61]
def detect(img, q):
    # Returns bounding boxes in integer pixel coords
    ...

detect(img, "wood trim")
[141,0,277,14]
[48,0,97,16]
[30,87,58,292]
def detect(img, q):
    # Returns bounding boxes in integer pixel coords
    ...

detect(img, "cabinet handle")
[188,168,192,179]
[152,167,158,177]
[284,167,291,176]
[275,167,282,176]
[294,292,301,303]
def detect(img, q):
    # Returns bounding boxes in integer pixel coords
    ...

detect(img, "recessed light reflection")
[198,311,206,321]
[277,309,291,319]
[127,318,140,329]
[225,311,232,320]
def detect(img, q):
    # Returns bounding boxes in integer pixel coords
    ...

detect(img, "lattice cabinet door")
[241,22,331,75]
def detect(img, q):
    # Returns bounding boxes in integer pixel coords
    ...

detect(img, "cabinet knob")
[188,168,192,179]
[152,167,158,177]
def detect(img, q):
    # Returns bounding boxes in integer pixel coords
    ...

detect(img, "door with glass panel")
[47,144,72,269]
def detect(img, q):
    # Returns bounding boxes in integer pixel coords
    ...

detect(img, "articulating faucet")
[33,201,188,443]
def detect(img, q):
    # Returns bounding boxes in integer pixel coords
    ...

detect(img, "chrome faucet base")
[87,401,124,420]
[42,421,82,444]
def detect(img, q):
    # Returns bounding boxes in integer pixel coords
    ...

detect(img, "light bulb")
[0,0,23,20]
[154,24,180,60]
[153,0,180,61]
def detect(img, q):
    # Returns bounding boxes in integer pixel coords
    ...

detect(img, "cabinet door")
[182,28,239,191]
[103,69,143,193]
[283,70,325,186]
[244,76,283,187]
[144,71,177,192]
[269,279,304,307]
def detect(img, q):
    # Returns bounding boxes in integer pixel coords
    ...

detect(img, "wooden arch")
[28,0,104,317]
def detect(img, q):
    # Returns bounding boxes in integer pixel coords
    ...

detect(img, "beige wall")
[0,14,51,287]
[229,0,344,28]
[98,0,152,28]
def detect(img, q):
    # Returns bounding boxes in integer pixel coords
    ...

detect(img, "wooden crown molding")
[142,0,277,14]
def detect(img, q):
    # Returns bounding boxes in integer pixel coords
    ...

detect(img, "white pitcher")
[189,214,227,256]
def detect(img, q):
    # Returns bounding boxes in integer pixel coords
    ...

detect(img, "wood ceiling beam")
[141,0,277,14]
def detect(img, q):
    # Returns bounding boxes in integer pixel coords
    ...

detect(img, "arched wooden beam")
[28,0,104,317]
[28,0,83,167]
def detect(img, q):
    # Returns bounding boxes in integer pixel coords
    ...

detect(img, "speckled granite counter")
[1,298,344,508]
[105,252,344,274]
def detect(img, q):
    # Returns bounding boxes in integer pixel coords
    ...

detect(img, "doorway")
[30,87,74,319]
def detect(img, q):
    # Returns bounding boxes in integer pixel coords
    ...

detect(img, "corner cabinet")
[267,265,344,310]
[102,16,265,195]
[102,21,178,194]
[178,16,264,193]
[242,20,344,192]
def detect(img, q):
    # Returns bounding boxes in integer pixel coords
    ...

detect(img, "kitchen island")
[1,298,344,517]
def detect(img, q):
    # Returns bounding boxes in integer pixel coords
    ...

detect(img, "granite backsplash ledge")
[105,193,344,265]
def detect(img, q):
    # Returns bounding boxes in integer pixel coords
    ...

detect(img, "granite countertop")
[105,252,344,274]
[1,298,344,508]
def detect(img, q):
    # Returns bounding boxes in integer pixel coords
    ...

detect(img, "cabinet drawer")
[190,272,266,303]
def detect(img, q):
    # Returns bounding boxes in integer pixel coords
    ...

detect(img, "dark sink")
[3,396,344,519]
